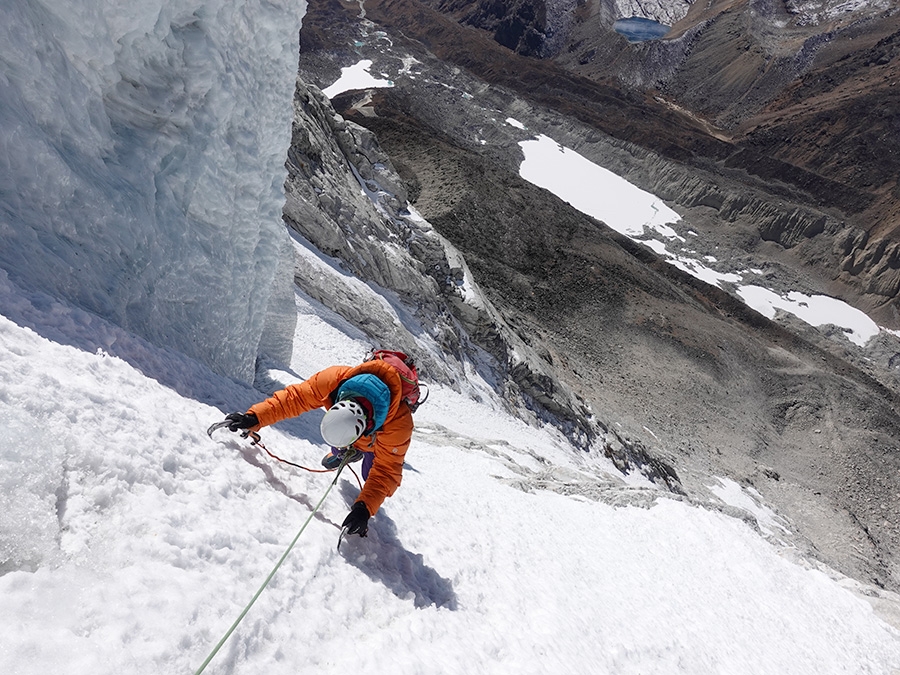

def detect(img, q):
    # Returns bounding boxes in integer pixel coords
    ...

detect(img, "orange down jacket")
[247,360,414,515]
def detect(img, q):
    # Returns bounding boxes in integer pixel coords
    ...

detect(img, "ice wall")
[0,0,305,382]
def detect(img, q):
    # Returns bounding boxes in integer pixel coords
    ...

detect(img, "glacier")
[0,0,306,382]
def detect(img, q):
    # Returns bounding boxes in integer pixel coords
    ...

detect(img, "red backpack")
[366,349,428,412]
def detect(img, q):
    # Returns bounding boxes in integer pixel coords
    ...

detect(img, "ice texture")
[0,0,304,382]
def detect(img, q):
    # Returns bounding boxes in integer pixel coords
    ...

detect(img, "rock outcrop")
[283,78,606,453]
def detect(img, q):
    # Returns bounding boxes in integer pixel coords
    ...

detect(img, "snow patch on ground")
[519,134,681,238]
[324,59,395,98]
[737,285,879,347]
[708,477,792,537]
[517,133,885,348]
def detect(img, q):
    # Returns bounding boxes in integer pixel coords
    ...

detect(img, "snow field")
[515,126,885,348]
[2,267,900,674]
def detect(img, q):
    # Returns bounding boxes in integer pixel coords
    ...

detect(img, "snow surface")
[707,477,791,538]
[323,59,394,98]
[520,134,681,239]
[737,285,880,347]
[517,131,885,348]
[3,264,900,674]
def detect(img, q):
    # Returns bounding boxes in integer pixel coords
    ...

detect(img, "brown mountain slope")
[297,0,900,592]
[422,0,900,227]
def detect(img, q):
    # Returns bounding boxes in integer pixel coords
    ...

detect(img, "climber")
[222,358,415,538]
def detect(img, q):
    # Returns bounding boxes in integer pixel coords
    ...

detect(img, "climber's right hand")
[224,412,259,432]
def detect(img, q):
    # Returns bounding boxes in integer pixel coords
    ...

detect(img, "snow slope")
[2,261,900,675]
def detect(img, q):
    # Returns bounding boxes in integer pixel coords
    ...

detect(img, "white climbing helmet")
[320,399,368,448]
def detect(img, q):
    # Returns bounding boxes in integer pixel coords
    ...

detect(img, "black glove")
[342,501,370,537]
[225,412,258,432]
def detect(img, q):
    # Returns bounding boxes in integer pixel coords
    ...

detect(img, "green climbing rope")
[192,453,351,675]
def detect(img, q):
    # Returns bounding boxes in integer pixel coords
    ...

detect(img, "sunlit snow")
[737,285,880,347]
[323,59,394,98]
[520,134,681,238]
[708,477,791,538]
[642,239,743,287]
[517,134,883,347]
[3,267,900,674]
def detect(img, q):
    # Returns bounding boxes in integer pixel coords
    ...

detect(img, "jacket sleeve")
[355,404,414,515]
[248,365,352,428]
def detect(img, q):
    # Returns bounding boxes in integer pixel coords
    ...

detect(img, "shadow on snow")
[337,481,458,610]
[232,440,343,530]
